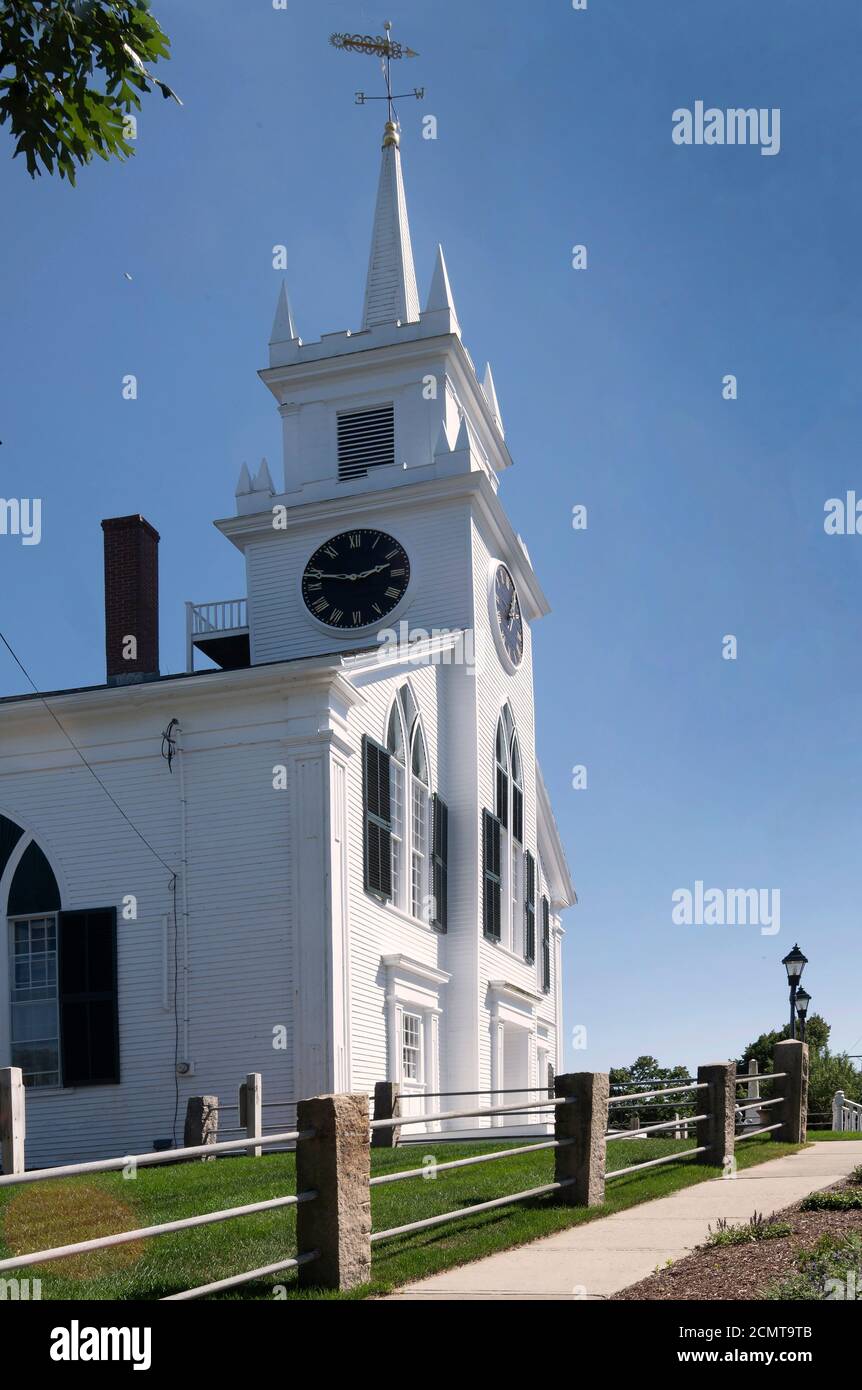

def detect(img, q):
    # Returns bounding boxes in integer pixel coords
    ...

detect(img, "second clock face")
[493,563,524,668]
[301,529,410,631]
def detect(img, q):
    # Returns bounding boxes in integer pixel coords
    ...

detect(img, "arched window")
[387,701,406,906]
[377,685,440,925]
[3,816,62,1088]
[2,814,119,1089]
[484,710,534,960]
[410,723,430,920]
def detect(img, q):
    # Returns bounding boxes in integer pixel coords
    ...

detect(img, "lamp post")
[795,986,811,1043]
[781,944,808,1040]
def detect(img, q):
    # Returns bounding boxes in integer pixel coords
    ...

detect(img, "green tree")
[0,1,179,184]
[608,1054,694,1130]
[740,1014,831,1075]
[808,1050,862,1122]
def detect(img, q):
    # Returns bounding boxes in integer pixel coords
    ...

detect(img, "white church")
[0,113,576,1168]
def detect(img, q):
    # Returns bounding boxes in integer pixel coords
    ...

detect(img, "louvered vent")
[337,404,395,481]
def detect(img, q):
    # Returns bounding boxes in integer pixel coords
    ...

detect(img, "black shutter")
[363,736,392,898]
[541,895,551,993]
[482,809,502,940]
[524,852,536,963]
[431,793,449,932]
[512,784,523,844]
[58,908,119,1086]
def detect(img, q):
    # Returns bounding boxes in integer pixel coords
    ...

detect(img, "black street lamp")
[795,986,811,1042]
[781,944,808,1040]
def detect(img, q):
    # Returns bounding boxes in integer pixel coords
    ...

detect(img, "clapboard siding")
[0,683,297,1167]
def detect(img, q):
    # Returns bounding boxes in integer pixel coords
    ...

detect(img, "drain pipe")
[174,721,191,1063]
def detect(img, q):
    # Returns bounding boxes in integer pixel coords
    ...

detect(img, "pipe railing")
[736,1122,783,1142]
[607,1082,709,1108]
[607,1146,708,1180]
[0,1127,310,1188]
[369,1095,571,1132]
[369,1138,571,1187]
[0,1190,317,1274]
[371,1181,574,1245]
[605,1113,709,1141]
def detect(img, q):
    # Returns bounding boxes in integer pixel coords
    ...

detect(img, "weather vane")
[330,20,424,127]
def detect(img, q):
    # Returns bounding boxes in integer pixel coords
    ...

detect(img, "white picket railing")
[185,597,248,670]
[833,1091,862,1132]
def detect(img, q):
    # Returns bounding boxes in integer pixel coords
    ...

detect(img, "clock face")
[493,563,524,668]
[301,528,410,631]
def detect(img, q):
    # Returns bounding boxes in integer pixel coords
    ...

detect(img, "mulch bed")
[611,1181,862,1300]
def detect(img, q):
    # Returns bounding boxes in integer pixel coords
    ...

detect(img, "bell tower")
[214,26,546,670]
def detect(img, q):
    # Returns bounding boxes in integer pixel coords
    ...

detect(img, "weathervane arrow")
[330,20,424,125]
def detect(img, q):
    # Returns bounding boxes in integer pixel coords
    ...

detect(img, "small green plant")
[707,1210,792,1247]
[801,1190,862,1211]
[766,1233,862,1301]
[847,1165,862,1186]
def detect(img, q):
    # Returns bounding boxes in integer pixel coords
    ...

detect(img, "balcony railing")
[186,598,249,672]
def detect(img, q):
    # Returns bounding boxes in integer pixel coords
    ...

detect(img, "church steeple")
[362,120,420,329]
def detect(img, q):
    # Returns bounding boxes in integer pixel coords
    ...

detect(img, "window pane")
[9,914,60,1087]
[402,1012,422,1082]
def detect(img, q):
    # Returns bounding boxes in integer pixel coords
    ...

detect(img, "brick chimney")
[101,515,160,685]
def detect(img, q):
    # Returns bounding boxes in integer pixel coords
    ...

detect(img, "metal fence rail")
[607,1082,709,1108]
[369,1096,570,1131]
[369,1138,571,1187]
[0,1190,317,1274]
[607,1146,708,1180]
[371,1180,574,1244]
[0,1128,309,1188]
[163,1250,320,1301]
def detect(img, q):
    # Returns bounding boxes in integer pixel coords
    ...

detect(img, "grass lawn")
[0,1134,799,1301]
[807,1130,862,1141]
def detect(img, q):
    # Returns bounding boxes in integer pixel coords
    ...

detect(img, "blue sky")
[1,0,860,1074]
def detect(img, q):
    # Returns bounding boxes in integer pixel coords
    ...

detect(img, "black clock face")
[494,563,524,667]
[301,529,410,631]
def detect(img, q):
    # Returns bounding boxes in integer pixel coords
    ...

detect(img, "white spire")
[362,123,420,329]
[482,363,504,437]
[270,279,298,345]
[235,462,252,496]
[422,243,460,336]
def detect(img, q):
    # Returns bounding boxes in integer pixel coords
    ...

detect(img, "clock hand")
[354,563,390,580]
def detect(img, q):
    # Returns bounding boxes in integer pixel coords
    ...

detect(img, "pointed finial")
[253,457,275,494]
[235,462,253,496]
[270,278,298,345]
[422,244,460,336]
[433,421,452,458]
[482,363,504,437]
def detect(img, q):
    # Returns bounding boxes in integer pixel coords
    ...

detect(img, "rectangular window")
[363,736,392,899]
[411,783,428,920]
[337,404,395,481]
[9,915,60,1088]
[541,895,551,993]
[58,907,120,1086]
[482,809,502,940]
[390,760,405,909]
[401,1011,423,1082]
[524,853,536,964]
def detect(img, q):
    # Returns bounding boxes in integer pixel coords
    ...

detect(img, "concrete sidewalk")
[385,1140,862,1300]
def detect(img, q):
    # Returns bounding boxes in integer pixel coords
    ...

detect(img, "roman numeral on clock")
[352,611,362,626]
